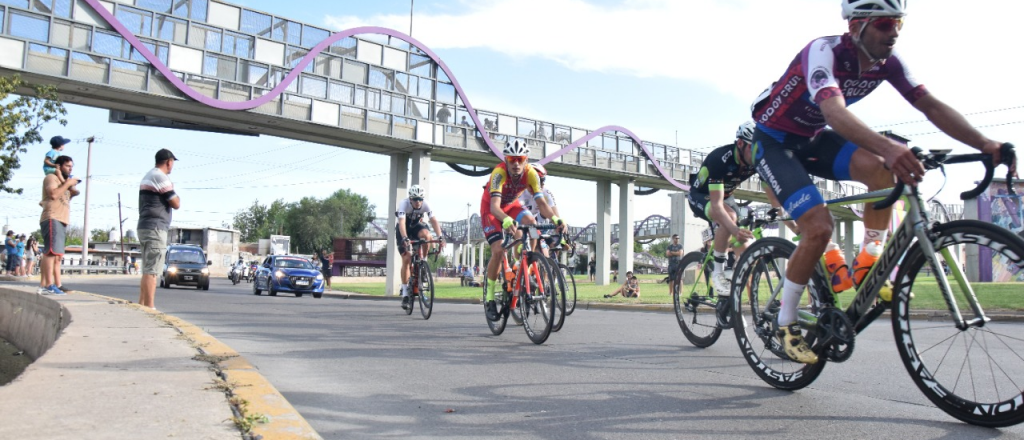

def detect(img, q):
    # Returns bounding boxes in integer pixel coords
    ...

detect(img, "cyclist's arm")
[707,189,746,238]
[820,95,923,185]
[397,216,408,240]
[429,217,444,242]
[913,94,1013,173]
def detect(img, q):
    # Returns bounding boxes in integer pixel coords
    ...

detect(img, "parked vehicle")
[252,255,325,298]
[160,244,211,290]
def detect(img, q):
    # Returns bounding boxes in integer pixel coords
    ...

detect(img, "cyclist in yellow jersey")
[481,139,566,321]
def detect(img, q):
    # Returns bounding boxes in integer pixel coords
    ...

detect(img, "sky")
[3,0,1023,247]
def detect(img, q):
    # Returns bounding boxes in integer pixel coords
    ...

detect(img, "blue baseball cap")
[49,136,71,147]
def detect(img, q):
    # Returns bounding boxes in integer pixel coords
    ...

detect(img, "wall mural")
[977,180,1024,282]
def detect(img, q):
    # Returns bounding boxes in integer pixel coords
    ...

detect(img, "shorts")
[5,254,19,272]
[686,193,741,226]
[139,229,168,276]
[480,190,531,245]
[753,125,859,220]
[40,219,67,256]
[395,223,429,254]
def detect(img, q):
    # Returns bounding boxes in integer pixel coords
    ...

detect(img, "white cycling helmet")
[841,0,906,20]
[408,184,425,199]
[503,139,530,157]
[736,121,755,143]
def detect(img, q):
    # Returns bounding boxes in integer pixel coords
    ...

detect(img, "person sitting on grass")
[604,271,640,299]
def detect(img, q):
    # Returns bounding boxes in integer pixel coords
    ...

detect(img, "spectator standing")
[318,248,333,290]
[436,104,452,125]
[25,236,38,277]
[43,136,71,175]
[15,235,26,276]
[665,234,684,295]
[588,259,595,281]
[38,155,81,294]
[4,231,16,276]
[137,149,180,310]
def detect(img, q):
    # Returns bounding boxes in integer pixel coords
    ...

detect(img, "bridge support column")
[385,154,409,296]
[595,180,612,285]
[617,178,634,278]
[453,243,462,266]
[843,219,856,266]
[669,192,701,254]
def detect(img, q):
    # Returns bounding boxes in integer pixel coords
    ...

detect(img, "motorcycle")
[230,265,242,285]
[247,263,257,283]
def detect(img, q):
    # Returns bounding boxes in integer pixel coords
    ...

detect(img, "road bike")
[403,239,440,320]
[546,232,579,317]
[482,224,562,344]
[730,144,1024,427]
[672,208,780,347]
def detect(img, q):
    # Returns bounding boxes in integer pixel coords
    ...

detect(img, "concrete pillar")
[843,219,856,265]
[385,154,409,296]
[617,178,635,277]
[453,243,462,266]
[669,192,703,253]
[595,180,612,285]
[411,150,431,196]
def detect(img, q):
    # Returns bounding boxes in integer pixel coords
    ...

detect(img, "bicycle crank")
[814,307,856,362]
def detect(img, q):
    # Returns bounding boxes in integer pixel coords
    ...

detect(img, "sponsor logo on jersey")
[758,76,802,123]
[810,68,831,89]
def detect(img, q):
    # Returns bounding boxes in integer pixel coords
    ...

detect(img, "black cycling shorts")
[686,192,740,227]
[753,125,859,220]
[395,222,429,254]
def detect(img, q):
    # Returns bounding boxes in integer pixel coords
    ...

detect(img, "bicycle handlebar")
[873,143,1016,210]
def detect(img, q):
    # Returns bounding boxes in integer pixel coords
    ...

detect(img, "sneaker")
[401,295,412,310]
[777,323,818,364]
[603,294,612,298]
[712,272,732,296]
[715,295,733,329]
[56,285,73,293]
[37,287,50,295]
[48,285,67,296]
[485,300,500,322]
[852,241,883,286]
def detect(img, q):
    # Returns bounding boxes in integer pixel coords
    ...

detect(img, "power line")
[872,105,1024,129]
[904,120,1024,138]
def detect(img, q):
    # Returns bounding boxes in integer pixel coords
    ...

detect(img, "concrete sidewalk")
[0,286,321,440]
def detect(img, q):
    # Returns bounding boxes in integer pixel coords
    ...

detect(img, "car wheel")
[202,282,210,291]
[268,284,277,296]
[295,293,303,298]
[313,292,323,299]
[253,279,262,295]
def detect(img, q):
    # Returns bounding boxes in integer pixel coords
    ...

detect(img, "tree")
[1,74,68,194]
[232,199,289,242]
[283,189,375,254]
[647,238,671,257]
[90,228,110,243]
[65,224,84,246]
[634,240,644,253]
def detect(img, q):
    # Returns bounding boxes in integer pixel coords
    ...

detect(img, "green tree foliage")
[285,189,375,254]
[647,238,670,257]
[0,75,68,194]
[65,224,83,246]
[633,240,644,253]
[232,199,288,242]
[90,228,110,243]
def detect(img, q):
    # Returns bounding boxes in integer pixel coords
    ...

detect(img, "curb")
[82,291,323,440]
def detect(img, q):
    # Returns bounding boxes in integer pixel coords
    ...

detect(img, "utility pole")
[81,136,95,264]
[409,0,414,37]
[118,193,127,274]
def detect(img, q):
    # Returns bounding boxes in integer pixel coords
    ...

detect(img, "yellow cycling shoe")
[777,323,818,364]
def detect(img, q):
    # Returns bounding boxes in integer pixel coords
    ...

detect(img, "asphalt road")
[11,276,1024,439]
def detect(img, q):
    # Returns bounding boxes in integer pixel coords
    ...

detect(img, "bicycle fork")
[914,221,989,330]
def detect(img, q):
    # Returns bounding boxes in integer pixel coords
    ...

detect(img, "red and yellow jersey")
[487,162,543,206]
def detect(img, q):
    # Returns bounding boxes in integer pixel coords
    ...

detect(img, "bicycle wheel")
[560,264,578,316]
[732,237,827,390]
[891,220,1024,427]
[484,280,509,335]
[549,258,568,332]
[673,251,722,348]
[403,272,415,316]
[519,252,556,344]
[418,263,434,320]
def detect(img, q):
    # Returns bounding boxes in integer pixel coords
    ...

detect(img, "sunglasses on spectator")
[866,16,903,32]
[505,155,528,165]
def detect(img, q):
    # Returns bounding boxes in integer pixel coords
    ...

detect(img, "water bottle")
[824,241,852,292]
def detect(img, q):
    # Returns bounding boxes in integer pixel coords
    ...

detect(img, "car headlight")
[167,266,178,274]
[275,270,285,279]
[316,273,324,280]
[201,268,209,275]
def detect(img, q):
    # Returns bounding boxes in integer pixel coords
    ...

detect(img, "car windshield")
[274,258,313,269]
[167,249,205,264]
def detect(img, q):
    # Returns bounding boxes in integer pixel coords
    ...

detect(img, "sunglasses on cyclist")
[868,16,903,32]
[505,155,528,165]
[410,197,424,202]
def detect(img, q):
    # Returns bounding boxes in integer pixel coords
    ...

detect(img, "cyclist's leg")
[395,225,413,290]
[754,125,829,363]
[415,224,432,259]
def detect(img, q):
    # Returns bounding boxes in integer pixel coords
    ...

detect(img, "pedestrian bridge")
[0,0,867,288]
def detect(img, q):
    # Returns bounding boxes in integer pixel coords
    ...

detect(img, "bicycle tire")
[732,237,827,390]
[403,271,415,316]
[418,263,434,320]
[560,264,578,316]
[673,251,722,348]
[891,220,1024,427]
[484,278,509,335]
[549,258,568,332]
[519,252,556,344]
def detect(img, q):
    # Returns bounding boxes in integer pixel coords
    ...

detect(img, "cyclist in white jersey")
[517,164,562,256]
[396,184,445,310]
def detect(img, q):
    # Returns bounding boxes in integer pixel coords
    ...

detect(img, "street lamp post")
[81,136,95,264]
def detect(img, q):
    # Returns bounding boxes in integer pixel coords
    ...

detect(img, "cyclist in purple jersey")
[750,0,1017,364]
